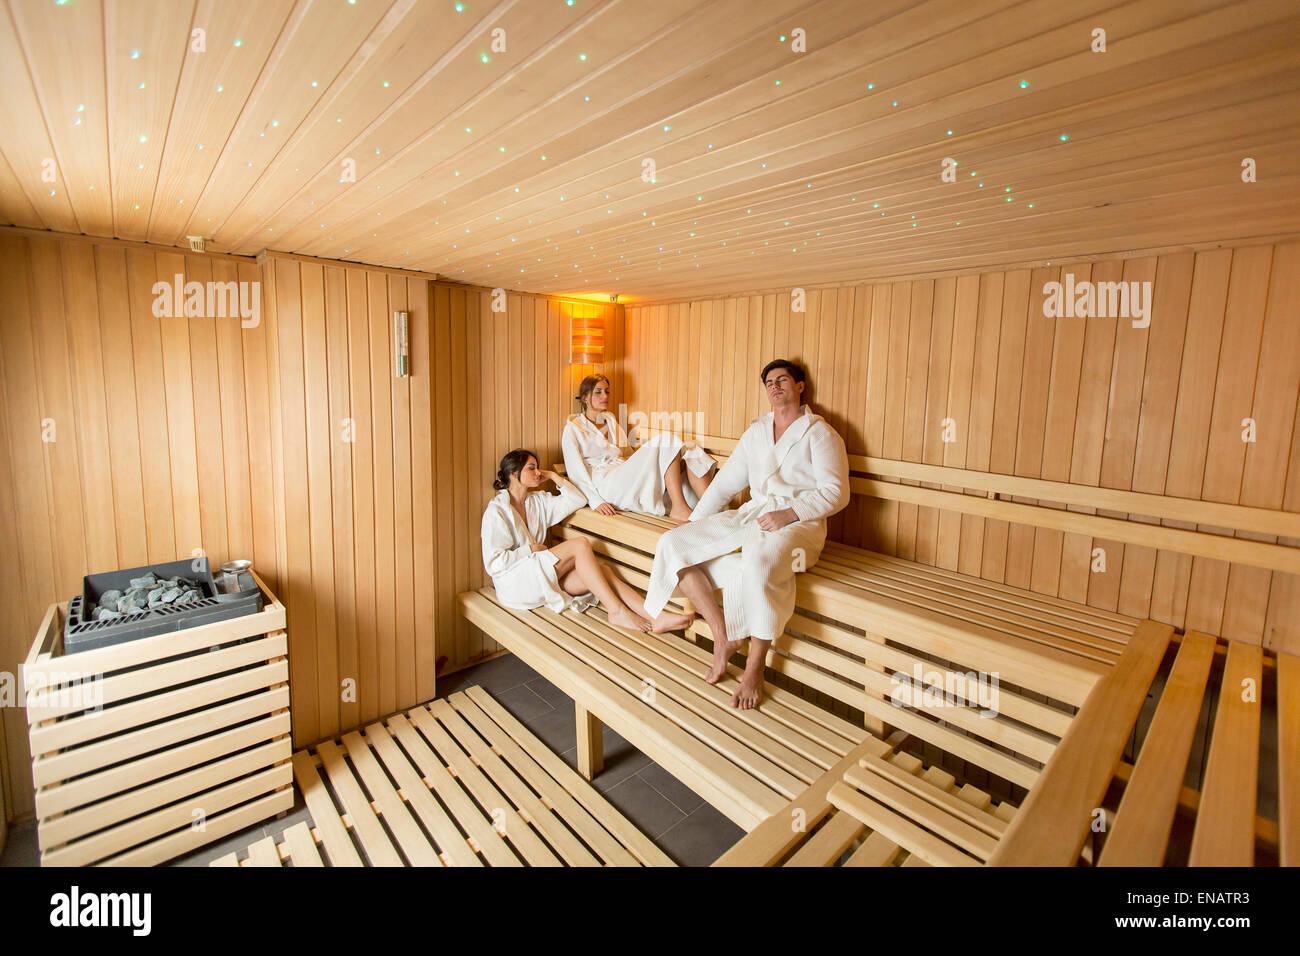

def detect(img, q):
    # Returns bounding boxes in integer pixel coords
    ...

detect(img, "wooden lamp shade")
[570,315,605,364]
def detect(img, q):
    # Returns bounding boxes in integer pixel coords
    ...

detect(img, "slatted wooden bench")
[209,687,672,867]
[992,628,1296,867]
[462,430,1294,856]
[551,509,1132,789]
[460,545,1132,834]
[713,733,1018,867]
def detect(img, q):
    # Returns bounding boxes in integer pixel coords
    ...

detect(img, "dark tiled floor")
[1,653,743,868]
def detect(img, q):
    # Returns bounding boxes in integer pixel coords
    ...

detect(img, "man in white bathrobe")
[643,359,850,709]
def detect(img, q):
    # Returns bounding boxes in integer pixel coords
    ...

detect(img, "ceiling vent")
[186,235,206,253]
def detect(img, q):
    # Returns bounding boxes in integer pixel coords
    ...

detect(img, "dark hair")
[493,448,537,490]
[575,374,611,411]
[759,358,807,385]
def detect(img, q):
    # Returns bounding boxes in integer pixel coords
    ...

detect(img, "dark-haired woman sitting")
[480,448,695,634]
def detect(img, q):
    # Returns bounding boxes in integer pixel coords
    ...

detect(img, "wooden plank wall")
[0,233,274,824]
[0,233,621,822]
[261,255,622,758]
[623,240,1300,655]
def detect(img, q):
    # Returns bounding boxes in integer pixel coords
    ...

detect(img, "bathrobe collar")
[568,411,616,444]
[495,489,539,545]
[768,404,818,467]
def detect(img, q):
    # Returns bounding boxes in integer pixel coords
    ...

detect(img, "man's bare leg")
[657,564,741,682]
[664,451,692,523]
[730,638,770,710]
[686,461,717,500]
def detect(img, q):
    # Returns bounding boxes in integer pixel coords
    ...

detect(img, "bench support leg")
[576,703,604,780]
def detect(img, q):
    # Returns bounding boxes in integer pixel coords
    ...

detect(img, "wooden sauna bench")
[462,431,1296,849]
[459,506,1139,833]
[211,687,673,867]
[718,622,1296,866]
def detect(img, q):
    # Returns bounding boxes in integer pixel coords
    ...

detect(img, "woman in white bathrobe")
[561,374,716,522]
[481,448,694,634]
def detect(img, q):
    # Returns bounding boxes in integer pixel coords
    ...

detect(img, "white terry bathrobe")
[480,476,595,613]
[643,406,850,642]
[561,411,715,515]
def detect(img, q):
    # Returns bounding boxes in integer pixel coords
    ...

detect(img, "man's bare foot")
[730,674,763,710]
[651,610,694,634]
[668,503,692,523]
[705,638,743,684]
[607,608,647,631]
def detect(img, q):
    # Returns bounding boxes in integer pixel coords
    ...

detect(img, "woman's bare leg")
[664,449,692,522]
[686,461,717,499]
[548,537,645,631]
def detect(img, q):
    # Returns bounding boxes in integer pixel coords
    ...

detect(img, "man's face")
[764,368,804,409]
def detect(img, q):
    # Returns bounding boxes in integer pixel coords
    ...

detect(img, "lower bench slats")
[989,620,1174,866]
[827,783,982,867]
[1188,641,1264,866]
[1100,630,1217,866]
[1280,653,1299,867]
[459,590,786,830]
[220,691,671,867]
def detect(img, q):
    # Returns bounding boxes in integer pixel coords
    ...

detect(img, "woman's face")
[586,379,611,413]
[514,456,543,489]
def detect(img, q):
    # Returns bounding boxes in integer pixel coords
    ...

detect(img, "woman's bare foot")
[651,610,694,634]
[705,638,743,684]
[607,608,648,632]
[730,673,763,710]
[668,503,693,523]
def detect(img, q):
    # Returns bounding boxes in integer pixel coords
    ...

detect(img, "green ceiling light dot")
[454,170,460,175]
[480,53,489,63]
[271,119,279,127]
[499,146,505,152]
[567,0,575,6]
[872,202,880,208]
[867,82,874,89]
[956,221,961,225]
[1060,133,1069,141]
[234,39,242,47]
[382,80,390,88]
[130,49,140,59]
[1007,196,1013,201]
[579,53,587,61]
[892,101,898,107]
[515,187,519,192]
[947,130,953,135]
[663,125,671,132]
[584,95,590,101]
[1005,187,1010,192]
[77,103,85,111]
[541,154,546,160]
[216,85,224,92]
[779,34,786,41]
[970,171,976,176]
[697,195,703,201]
[1028,203,1034,208]
[139,134,147,142]
[138,81,146,89]
[775,80,781,86]
[465,127,471,132]
[455,3,464,10]
[311,80,318,87]
[1019,79,1029,89]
